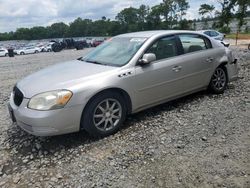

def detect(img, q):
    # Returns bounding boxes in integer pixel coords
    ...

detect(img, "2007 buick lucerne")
[8,30,238,137]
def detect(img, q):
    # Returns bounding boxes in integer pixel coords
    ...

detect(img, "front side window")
[146,36,178,61]
[82,37,147,66]
[178,34,211,54]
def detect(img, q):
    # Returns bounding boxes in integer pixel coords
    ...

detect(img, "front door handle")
[172,66,182,72]
[206,57,214,63]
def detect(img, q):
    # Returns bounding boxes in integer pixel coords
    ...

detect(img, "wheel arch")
[218,61,229,79]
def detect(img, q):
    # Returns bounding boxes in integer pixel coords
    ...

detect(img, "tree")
[217,0,237,28]
[161,0,178,29]
[14,28,31,40]
[160,0,189,29]
[68,18,92,37]
[178,19,192,29]
[199,4,215,18]
[29,26,48,39]
[236,0,250,32]
[137,5,150,30]
[176,0,190,21]
[146,5,163,30]
[116,7,140,32]
[47,22,68,38]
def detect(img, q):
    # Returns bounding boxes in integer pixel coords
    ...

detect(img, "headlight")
[28,90,73,110]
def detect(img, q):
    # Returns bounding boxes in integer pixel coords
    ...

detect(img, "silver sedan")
[8,30,238,137]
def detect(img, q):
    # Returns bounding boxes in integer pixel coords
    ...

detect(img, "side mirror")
[139,53,156,65]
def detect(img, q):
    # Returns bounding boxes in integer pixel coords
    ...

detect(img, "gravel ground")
[0,47,249,188]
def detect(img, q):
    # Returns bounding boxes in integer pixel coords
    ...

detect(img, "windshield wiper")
[85,60,103,65]
[82,59,110,66]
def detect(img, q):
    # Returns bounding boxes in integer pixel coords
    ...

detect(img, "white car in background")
[0,48,8,57]
[198,30,225,41]
[44,42,54,52]
[36,44,46,52]
[14,46,40,55]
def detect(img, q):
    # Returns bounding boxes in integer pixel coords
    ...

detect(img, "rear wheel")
[35,50,39,53]
[209,66,228,94]
[20,52,25,55]
[81,91,127,137]
[5,53,8,56]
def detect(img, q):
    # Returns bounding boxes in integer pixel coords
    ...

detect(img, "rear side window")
[210,31,219,37]
[178,34,212,54]
[204,31,211,36]
[146,36,178,61]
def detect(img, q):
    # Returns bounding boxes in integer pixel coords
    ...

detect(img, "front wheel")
[208,66,228,94]
[81,91,127,137]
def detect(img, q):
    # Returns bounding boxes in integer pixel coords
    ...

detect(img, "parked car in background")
[198,30,225,41]
[75,40,89,50]
[8,30,238,137]
[92,40,104,47]
[14,46,40,55]
[86,38,93,47]
[36,44,45,52]
[0,48,8,57]
[44,42,54,52]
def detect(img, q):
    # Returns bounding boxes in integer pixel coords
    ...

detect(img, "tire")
[5,53,8,56]
[208,66,228,94]
[248,44,250,50]
[81,91,127,137]
[47,49,52,52]
[35,50,39,53]
[20,52,25,55]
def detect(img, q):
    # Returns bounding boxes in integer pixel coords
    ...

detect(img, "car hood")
[17,60,118,98]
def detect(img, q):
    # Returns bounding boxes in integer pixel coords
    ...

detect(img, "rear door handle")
[206,57,214,63]
[172,66,182,72]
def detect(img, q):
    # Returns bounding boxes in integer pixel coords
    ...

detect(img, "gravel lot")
[0,47,249,188]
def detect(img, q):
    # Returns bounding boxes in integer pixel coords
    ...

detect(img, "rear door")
[27,47,33,54]
[176,34,215,90]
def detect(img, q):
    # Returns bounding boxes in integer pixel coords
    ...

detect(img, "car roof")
[117,30,203,38]
[198,30,218,32]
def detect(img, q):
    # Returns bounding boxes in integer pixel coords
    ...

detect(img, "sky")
[0,0,220,33]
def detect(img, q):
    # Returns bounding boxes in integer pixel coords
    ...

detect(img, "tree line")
[0,0,249,41]
[198,0,250,33]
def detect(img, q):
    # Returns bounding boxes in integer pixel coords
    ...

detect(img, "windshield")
[82,37,147,66]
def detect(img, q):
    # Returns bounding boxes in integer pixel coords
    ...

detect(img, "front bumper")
[8,93,83,136]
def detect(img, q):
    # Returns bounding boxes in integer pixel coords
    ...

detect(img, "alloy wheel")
[93,98,122,132]
[211,67,226,90]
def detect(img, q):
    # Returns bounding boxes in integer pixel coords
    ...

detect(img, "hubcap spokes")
[93,99,122,131]
[212,68,226,90]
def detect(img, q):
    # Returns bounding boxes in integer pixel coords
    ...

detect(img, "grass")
[225,33,250,39]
